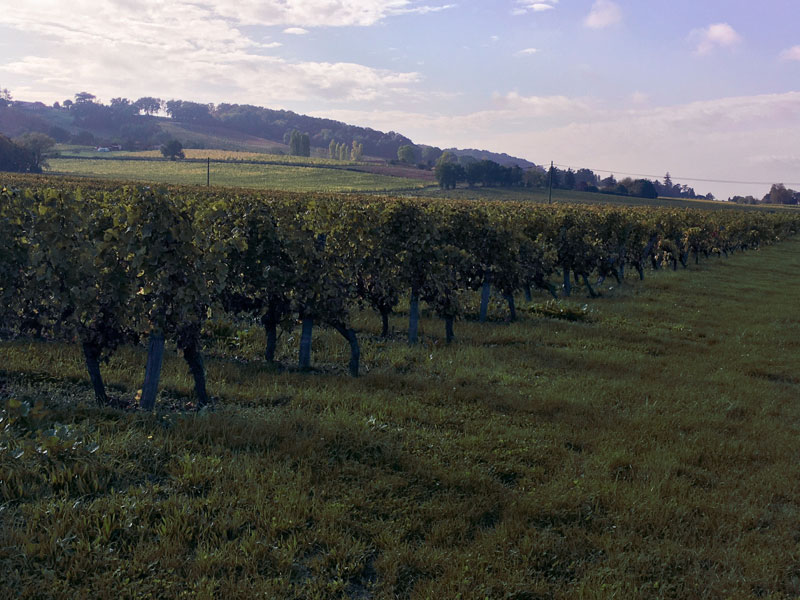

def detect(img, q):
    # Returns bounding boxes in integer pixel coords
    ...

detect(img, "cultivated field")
[2,205,799,598]
[46,157,431,193]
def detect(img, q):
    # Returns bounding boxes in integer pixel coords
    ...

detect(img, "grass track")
[2,238,800,598]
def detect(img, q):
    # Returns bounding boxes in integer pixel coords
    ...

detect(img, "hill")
[0,98,536,169]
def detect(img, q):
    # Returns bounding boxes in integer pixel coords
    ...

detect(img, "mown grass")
[45,158,430,193]
[2,239,800,599]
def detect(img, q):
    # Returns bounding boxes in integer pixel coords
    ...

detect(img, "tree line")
[730,184,800,206]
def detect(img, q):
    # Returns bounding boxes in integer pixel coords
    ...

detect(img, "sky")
[1,0,800,198]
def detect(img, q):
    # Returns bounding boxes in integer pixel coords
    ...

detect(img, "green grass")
[55,146,361,167]
[45,158,430,193]
[2,239,800,598]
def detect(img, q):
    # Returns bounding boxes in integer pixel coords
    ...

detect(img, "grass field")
[46,157,431,193]
[2,235,799,598]
[56,147,359,167]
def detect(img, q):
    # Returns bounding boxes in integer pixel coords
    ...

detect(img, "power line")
[552,163,800,187]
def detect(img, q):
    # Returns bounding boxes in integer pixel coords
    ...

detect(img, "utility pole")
[207,157,210,187]
[548,161,554,205]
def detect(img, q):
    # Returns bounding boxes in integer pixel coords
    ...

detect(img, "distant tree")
[0,133,39,172]
[165,100,212,122]
[420,145,443,167]
[664,172,673,188]
[434,154,464,189]
[562,168,576,190]
[329,139,337,159]
[600,174,617,190]
[134,96,163,115]
[523,167,547,188]
[160,139,185,160]
[628,179,658,199]
[0,87,11,107]
[465,161,483,187]
[397,144,417,164]
[288,130,300,156]
[765,183,796,205]
[573,168,597,187]
[350,140,363,161]
[62,99,73,110]
[338,142,348,161]
[74,91,96,104]
[14,132,56,170]
[288,130,310,157]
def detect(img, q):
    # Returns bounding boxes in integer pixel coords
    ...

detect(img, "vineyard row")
[1,179,798,410]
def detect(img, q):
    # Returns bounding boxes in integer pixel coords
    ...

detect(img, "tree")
[165,100,212,122]
[0,134,38,172]
[350,140,363,161]
[562,168,576,190]
[74,91,96,104]
[134,96,163,115]
[62,99,73,110]
[0,87,11,107]
[765,183,796,205]
[397,144,417,164]
[14,132,56,170]
[300,132,310,157]
[329,139,337,159]
[434,154,464,189]
[160,139,185,160]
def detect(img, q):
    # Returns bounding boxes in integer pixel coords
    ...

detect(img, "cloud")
[514,0,558,15]
[283,27,309,35]
[780,45,800,61]
[322,91,800,199]
[515,48,539,56]
[210,0,456,27]
[693,23,741,55]
[0,2,423,106]
[584,0,621,29]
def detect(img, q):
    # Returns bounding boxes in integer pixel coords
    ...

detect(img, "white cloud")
[780,45,800,61]
[515,48,539,56]
[283,27,309,35]
[584,0,621,29]
[0,2,423,106]
[211,0,455,27]
[631,91,649,105]
[693,23,741,55]
[515,0,558,15]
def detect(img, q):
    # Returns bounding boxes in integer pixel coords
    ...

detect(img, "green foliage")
[397,144,417,164]
[160,139,184,160]
[14,132,56,170]
[289,130,310,157]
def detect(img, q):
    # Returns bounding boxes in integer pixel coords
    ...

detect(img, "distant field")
[46,157,431,193]
[406,185,799,210]
[58,147,358,167]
